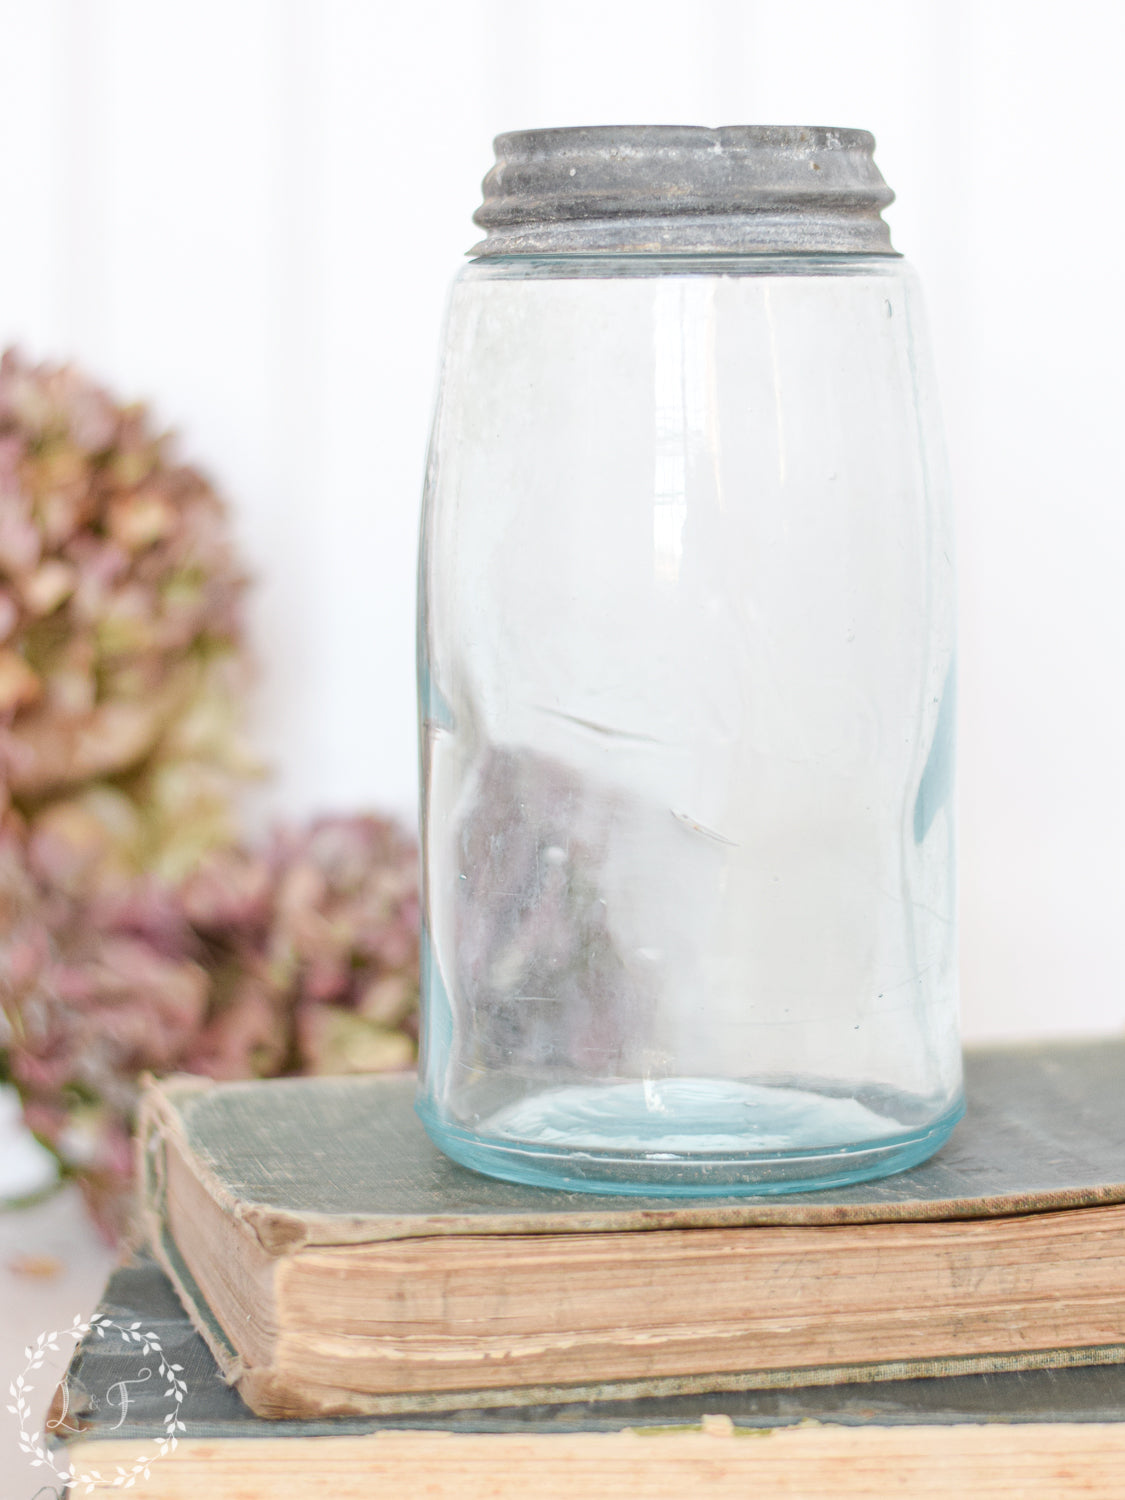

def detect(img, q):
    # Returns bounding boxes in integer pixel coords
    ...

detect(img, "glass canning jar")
[416,126,961,1195]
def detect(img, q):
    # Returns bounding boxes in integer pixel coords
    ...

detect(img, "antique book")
[137,1039,1125,1419]
[50,1256,1125,1499]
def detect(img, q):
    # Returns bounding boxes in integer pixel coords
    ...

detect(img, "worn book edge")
[138,1088,246,1385]
[138,1076,322,1259]
[137,1079,1125,1417]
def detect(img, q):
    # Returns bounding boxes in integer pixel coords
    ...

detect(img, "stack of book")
[51,1039,1125,1496]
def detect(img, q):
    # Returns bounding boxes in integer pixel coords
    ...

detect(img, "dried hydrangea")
[2,811,419,1239]
[0,348,253,883]
[0,349,421,1239]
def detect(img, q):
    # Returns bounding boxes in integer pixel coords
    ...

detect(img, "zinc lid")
[471,125,897,257]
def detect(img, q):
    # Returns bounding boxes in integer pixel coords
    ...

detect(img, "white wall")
[1,0,1122,1042]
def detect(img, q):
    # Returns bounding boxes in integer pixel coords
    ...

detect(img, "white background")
[0,0,1122,1043]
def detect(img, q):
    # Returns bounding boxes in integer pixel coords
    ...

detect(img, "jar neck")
[460,254,910,283]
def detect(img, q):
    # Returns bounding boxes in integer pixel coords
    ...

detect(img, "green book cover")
[143,1038,1125,1242]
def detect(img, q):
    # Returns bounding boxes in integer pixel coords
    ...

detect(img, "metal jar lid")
[471,125,897,257]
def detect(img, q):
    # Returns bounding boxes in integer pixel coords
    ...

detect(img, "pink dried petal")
[21,559,77,615]
[0,589,19,642]
[0,649,41,712]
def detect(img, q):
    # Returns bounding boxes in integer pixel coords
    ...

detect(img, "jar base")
[417,1078,964,1197]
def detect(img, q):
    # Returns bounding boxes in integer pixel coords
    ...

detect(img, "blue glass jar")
[416,127,960,1195]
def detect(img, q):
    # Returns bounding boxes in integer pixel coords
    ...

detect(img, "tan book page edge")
[237,1344,1125,1420]
[137,1083,279,1388]
[63,1422,1125,1499]
[253,1206,1125,1409]
[162,1139,279,1368]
